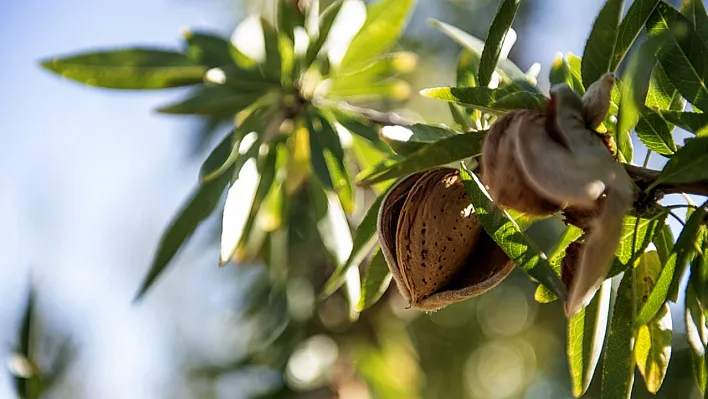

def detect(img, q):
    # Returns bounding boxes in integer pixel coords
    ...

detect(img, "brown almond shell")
[377,167,515,311]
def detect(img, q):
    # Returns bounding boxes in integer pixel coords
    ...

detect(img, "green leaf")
[609,212,666,276]
[380,123,456,156]
[534,225,583,303]
[277,0,305,43]
[636,107,677,156]
[659,110,708,135]
[653,222,674,265]
[156,85,262,115]
[183,30,233,67]
[637,200,708,324]
[307,110,355,213]
[457,49,480,87]
[322,188,388,298]
[338,0,415,74]
[635,305,672,392]
[327,78,411,101]
[549,53,572,86]
[612,0,661,70]
[690,228,708,308]
[477,0,521,87]
[358,132,484,185]
[616,34,662,163]
[567,53,586,93]
[199,109,269,183]
[634,252,673,393]
[581,0,624,88]
[649,136,708,188]
[647,2,708,112]
[328,107,387,148]
[685,283,708,392]
[220,144,278,264]
[420,86,546,114]
[261,18,282,81]
[356,248,392,311]
[567,281,611,398]
[460,167,568,300]
[601,270,636,399]
[647,64,686,113]
[428,19,526,82]
[135,174,230,300]
[305,0,343,66]
[681,0,708,45]
[40,48,207,89]
[311,184,357,319]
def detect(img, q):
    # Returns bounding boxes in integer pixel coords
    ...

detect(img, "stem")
[346,104,708,198]
[642,150,651,168]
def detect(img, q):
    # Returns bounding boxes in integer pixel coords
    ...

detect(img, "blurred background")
[0,0,701,398]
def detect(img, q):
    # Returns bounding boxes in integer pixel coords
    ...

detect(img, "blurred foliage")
[31,0,708,398]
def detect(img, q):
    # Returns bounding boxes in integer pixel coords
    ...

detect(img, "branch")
[624,164,708,197]
[344,104,708,199]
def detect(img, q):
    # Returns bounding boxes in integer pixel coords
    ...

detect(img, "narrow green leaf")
[653,222,674,265]
[601,270,636,399]
[183,30,233,67]
[633,251,672,393]
[685,283,708,392]
[582,0,624,88]
[322,187,390,299]
[609,212,666,276]
[40,48,207,89]
[356,248,392,311]
[358,132,484,185]
[199,108,271,183]
[135,174,230,300]
[650,136,708,188]
[305,0,343,66]
[457,49,480,87]
[220,145,278,264]
[460,167,568,300]
[690,228,708,309]
[261,18,282,81]
[338,0,415,74]
[428,19,526,82]
[156,86,261,115]
[681,0,708,45]
[328,107,388,149]
[380,123,456,156]
[567,281,611,397]
[636,107,677,156]
[647,64,686,113]
[647,2,708,112]
[612,0,661,70]
[567,53,586,94]
[307,110,354,213]
[477,0,521,87]
[421,86,546,114]
[312,184,357,319]
[616,35,662,163]
[277,0,305,43]
[490,91,547,112]
[635,302,672,393]
[549,53,572,86]
[660,110,708,135]
[534,225,584,303]
[637,200,708,324]
[327,78,411,101]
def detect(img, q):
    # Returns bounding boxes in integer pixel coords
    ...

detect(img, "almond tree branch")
[346,104,708,198]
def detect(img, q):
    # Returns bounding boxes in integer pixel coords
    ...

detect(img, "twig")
[318,100,415,126]
[344,105,708,198]
[623,164,708,197]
